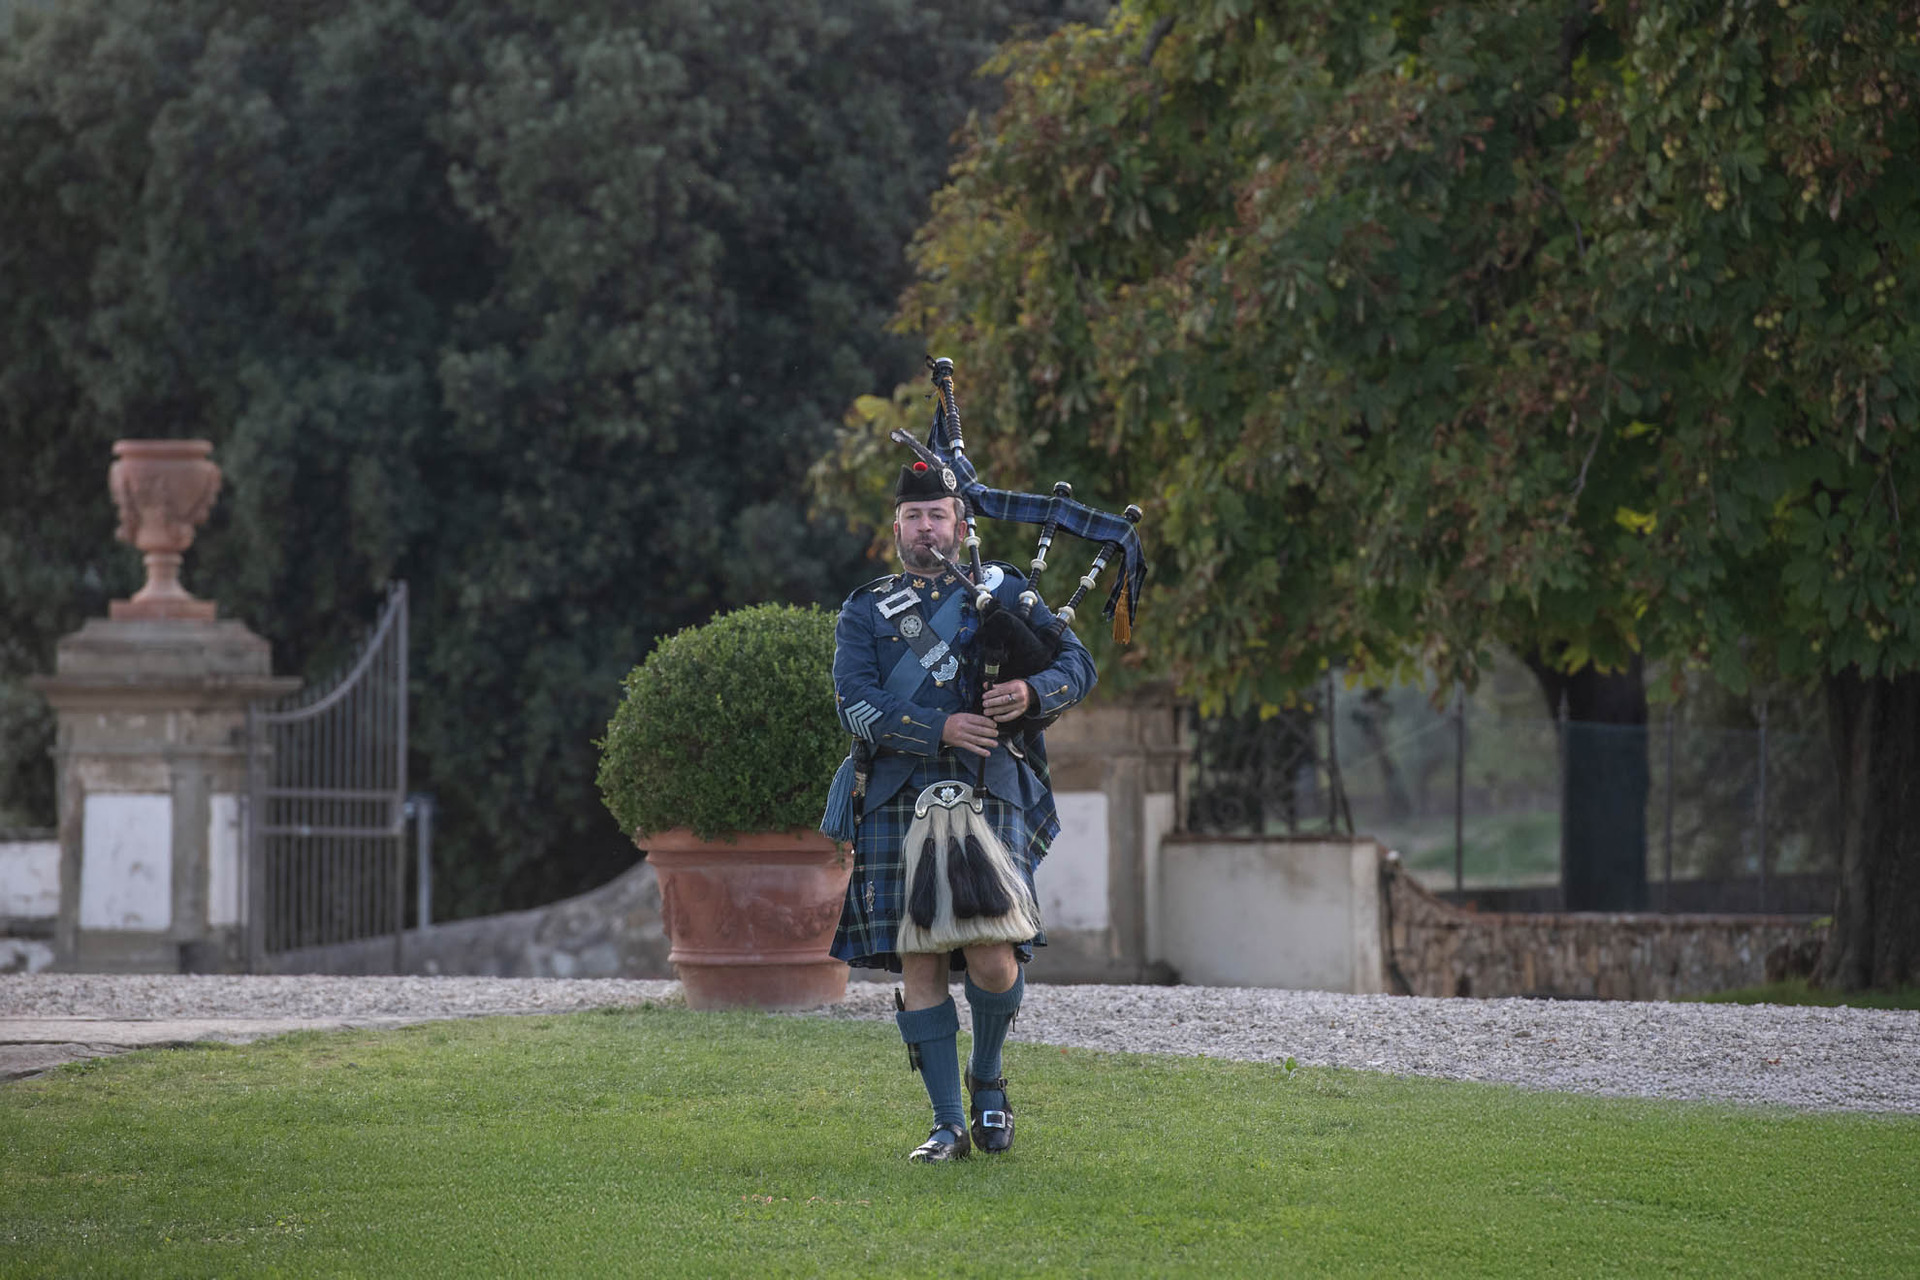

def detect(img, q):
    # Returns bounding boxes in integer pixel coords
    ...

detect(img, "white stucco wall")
[1142,791,1176,962]
[1157,838,1385,993]
[1041,790,1109,931]
[208,793,241,927]
[0,840,60,920]
[79,793,173,931]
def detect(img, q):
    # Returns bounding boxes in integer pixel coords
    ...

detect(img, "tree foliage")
[1568,0,1919,688]
[814,0,1920,977]
[821,0,1918,700]
[0,0,1085,909]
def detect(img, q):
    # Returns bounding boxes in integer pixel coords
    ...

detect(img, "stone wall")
[1439,873,1838,917]
[264,858,672,979]
[1384,858,1824,1000]
[1,832,59,973]
[1,831,60,927]
[272,830,1811,998]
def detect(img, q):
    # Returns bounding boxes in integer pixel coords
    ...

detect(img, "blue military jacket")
[829,561,1096,818]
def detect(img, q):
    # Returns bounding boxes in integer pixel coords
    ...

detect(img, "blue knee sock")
[895,996,965,1136]
[964,968,1024,1089]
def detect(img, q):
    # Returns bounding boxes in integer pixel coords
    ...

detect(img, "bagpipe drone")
[898,356,1147,667]
[828,356,1150,955]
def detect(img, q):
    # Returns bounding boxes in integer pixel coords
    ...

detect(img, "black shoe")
[907,1122,972,1163]
[966,1072,1015,1153]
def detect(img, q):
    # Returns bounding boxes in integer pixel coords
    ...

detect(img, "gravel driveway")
[4,974,1916,1113]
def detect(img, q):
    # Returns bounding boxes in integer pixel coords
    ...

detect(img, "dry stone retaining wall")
[1384,861,1824,1000]
[265,859,672,979]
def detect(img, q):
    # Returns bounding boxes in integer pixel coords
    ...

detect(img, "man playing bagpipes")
[820,358,1146,1163]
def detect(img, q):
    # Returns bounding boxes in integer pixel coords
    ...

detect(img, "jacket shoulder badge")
[846,573,896,604]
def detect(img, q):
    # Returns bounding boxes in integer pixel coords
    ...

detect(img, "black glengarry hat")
[895,459,959,504]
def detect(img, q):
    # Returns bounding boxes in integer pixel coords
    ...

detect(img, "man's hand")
[983,680,1034,724]
[941,712,999,757]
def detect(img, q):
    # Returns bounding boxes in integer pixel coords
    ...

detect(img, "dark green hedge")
[596,604,842,843]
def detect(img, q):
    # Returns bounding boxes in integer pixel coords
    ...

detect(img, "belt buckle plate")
[913,780,985,818]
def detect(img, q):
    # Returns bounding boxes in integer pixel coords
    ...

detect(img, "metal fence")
[1336,700,1837,914]
[1185,674,1353,838]
[1187,670,1838,916]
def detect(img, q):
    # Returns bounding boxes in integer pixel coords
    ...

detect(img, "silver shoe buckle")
[980,1109,1010,1130]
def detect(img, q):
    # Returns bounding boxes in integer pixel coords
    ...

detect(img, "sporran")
[893,780,1040,954]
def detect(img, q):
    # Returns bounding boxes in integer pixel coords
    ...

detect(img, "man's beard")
[898,531,958,575]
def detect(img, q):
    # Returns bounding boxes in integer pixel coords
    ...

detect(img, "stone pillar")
[28,441,297,972]
[33,625,297,971]
[1031,682,1186,984]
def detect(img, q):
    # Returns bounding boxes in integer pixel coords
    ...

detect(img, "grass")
[1384,809,1562,888]
[3,1007,1918,1277]
[1692,978,1920,1011]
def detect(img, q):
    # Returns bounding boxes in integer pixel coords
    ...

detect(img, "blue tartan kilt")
[832,758,1050,973]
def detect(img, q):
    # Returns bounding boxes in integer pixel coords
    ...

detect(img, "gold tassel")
[1111,577,1133,644]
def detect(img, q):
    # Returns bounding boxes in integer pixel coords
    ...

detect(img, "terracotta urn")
[108,439,223,622]
[643,828,852,1010]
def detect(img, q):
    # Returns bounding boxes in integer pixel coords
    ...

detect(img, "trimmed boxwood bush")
[596,603,842,842]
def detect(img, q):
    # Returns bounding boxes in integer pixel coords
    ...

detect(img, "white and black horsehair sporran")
[894,778,1039,954]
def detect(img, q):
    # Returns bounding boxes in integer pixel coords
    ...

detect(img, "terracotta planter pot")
[107,439,223,621]
[642,828,852,1010]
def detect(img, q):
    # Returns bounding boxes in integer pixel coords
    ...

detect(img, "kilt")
[832,754,1052,973]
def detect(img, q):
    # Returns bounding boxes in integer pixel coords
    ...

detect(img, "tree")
[816,0,1920,981]
[817,0,1663,905]
[1566,0,1920,985]
[0,0,1088,913]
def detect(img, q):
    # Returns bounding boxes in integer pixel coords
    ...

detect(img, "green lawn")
[3,1006,1916,1277]
[1693,978,1920,1011]
[1384,809,1562,888]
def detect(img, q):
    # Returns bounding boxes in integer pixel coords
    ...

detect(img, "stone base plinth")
[73,930,182,974]
[43,617,282,684]
[30,618,298,975]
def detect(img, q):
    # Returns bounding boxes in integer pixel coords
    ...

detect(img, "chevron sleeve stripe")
[843,700,882,741]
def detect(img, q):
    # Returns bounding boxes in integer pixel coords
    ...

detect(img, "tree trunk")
[1817,669,1920,991]
[1524,652,1650,912]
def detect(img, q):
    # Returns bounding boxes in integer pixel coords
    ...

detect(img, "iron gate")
[245,582,409,970]
[1186,671,1353,837]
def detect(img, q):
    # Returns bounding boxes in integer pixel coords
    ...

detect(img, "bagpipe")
[893,355,1147,685]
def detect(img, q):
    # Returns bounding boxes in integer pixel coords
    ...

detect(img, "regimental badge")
[941,467,957,493]
[899,614,924,639]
